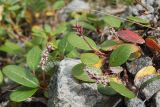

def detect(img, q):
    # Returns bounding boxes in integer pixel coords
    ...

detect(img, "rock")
[0,101,9,107]
[129,0,160,22]
[134,74,156,88]
[134,74,160,99]
[58,0,90,21]
[154,91,160,107]
[64,0,90,13]
[126,56,152,75]
[141,78,160,99]
[48,58,120,107]
[125,97,145,107]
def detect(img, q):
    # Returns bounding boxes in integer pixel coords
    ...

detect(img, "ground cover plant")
[0,0,160,106]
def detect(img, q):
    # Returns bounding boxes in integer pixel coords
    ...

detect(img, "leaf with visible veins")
[117,29,145,44]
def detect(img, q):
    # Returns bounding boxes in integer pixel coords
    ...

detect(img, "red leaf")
[117,29,145,44]
[145,38,160,53]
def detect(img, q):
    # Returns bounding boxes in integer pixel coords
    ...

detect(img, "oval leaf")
[110,81,136,99]
[68,33,97,50]
[135,66,156,80]
[2,65,39,88]
[10,87,38,102]
[80,53,99,65]
[27,46,41,70]
[127,16,149,24]
[145,38,160,53]
[103,16,122,28]
[97,84,117,96]
[109,44,140,67]
[100,40,118,51]
[72,63,95,82]
[117,29,145,44]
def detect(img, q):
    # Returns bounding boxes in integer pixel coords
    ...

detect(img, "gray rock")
[64,0,90,13]
[154,91,160,107]
[126,56,152,75]
[48,58,117,107]
[58,0,90,21]
[125,97,145,107]
[134,74,160,99]
[141,78,160,99]
[146,0,155,5]
[134,74,156,88]
[128,0,160,22]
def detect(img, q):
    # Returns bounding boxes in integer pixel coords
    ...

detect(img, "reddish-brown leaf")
[145,38,160,53]
[117,29,145,44]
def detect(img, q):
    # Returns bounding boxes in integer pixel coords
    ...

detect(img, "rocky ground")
[48,0,160,107]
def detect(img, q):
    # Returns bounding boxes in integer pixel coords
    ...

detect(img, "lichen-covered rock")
[126,56,152,75]
[125,97,145,107]
[48,58,116,107]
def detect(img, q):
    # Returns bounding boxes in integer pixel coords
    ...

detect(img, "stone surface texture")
[126,56,152,75]
[129,0,160,22]
[126,97,146,107]
[58,0,90,21]
[48,58,111,107]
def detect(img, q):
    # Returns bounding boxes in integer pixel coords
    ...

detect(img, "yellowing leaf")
[93,59,103,68]
[110,76,122,84]
[135,66,156,80]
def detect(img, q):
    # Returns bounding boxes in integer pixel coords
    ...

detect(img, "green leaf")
[100,40,118,50]
[53,22,67,35]
[109,44,137,67]
[0,27,6,37]
[97,84,117,96]
[53,0,65,10]
[103,16,122,28]
[72,63,95,82]
[44,91,49,98]
[44,24,52,34]
[68,33,97,50]
[8,5,21,11]
[80,53,99,65]
[2,65,39,88]
[27,0,46,12]
[110,81,135,99]
[0,70,3,85]
[0,40,21,54]
[32,27,46,38]
[58,35,74,55]
[26,46,41,70]
[10,87,38,102]
[127,16,149,24]
[67,49,80,58]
